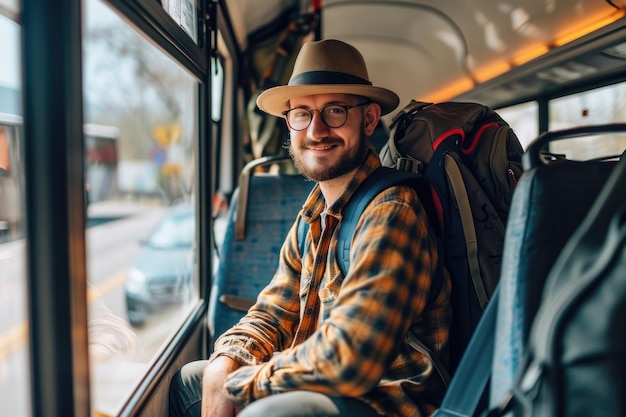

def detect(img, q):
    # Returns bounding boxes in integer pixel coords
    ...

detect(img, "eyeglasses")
[282,102,370,131]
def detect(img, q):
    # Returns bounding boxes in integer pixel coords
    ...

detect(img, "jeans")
[169,360,383,417]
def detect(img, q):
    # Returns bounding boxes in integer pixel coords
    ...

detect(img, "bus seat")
[435,127,623,417]
[490,129,621,405]
[208,156,314,343]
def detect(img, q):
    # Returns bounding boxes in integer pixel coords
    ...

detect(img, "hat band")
[289,71,373,86]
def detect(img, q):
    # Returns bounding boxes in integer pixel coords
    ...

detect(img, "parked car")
[124,203,195,326]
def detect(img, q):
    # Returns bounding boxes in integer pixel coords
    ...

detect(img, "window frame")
[20,0,214,416]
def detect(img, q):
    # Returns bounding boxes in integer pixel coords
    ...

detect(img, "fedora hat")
[256,39,400,117]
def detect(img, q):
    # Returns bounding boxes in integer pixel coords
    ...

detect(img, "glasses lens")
[285,104,356,130]
[322,105,348,128]
[286,108,312,131]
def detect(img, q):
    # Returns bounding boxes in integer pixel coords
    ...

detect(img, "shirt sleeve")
[211,220,305,366]
[222,186,438,405]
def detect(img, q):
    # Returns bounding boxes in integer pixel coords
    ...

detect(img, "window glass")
[496,101,539,150]
[210,57,227,261]
[549,81,626,160]
[146,207,195,249]
[0,5,30,417]
[212,59,224,122]
[0,122,29,417]
[83,0,199,414]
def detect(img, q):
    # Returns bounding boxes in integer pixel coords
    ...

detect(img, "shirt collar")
[300,149,382,224]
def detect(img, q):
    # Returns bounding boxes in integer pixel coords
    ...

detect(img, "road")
[0,201,191,417]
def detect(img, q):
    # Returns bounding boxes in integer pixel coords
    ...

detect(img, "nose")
[306,110,330,140]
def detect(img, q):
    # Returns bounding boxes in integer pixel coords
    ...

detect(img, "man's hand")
[201,356,242,417]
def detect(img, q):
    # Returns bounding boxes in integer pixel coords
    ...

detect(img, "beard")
[288,125,370,182]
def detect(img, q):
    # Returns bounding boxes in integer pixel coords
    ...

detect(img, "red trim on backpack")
[432,128,465,151]
[461,122,499,155]
[431,185,444,235]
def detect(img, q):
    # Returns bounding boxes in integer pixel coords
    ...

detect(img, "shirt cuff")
[211,337,266,367]
[224,363,275,405]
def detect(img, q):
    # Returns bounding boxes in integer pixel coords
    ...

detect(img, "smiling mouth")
[308,144,337,151]
[302,138,343,151]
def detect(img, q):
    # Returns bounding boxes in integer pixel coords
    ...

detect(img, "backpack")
[297,100,523,374]
[379,100,524,371]
[486,154,626,417]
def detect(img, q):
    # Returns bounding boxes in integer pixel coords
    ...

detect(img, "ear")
[363,103,381,136]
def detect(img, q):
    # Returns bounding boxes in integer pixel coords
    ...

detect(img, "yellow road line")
[0,268,129,361]
[88,269,128,302]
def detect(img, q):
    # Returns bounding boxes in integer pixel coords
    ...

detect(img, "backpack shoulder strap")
[432,286,499,417]
[296,167,427,275]
[443,153,489,309]
[297,214,309,258]
[336,167,424,276]
[339,167,450,388]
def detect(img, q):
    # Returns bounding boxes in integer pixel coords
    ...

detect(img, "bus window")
[0,122,29,417]
[0,2,30,416]
[210,58,229,246]
[84,123,119,204]
[0,126,9,172]
[83,0,199,414]
[496,101,539,150]
[549,81,626,160]
[212,59,224,123]
[0,122,22,242]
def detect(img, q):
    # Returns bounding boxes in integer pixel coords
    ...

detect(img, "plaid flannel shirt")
[212,150,451,417]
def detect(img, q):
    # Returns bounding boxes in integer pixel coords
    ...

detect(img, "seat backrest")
[434,124,625,417]
[208,156,314,343]
[490,126,622,405]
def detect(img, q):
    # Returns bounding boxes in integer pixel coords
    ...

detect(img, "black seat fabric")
[208,157,314,344]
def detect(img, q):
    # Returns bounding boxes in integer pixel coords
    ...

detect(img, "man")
[170,39,450,417]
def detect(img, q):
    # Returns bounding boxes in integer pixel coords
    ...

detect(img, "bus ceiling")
[224,0,626,109]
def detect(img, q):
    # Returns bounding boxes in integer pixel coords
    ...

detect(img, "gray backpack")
[379,100,524,371]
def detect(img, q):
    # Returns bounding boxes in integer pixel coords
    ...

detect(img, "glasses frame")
[282,102,371,131]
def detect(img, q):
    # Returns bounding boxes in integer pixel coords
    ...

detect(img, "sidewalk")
[88,200,164,219]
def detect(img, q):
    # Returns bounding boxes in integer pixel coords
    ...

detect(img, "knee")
[237,392,328,417]
[169,366,186,399]
[168,361,207,417]
[237,397,279,417]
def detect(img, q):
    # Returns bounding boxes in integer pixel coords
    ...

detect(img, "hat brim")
[256,84,400,117]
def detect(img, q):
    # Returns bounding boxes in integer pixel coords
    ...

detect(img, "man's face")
[285,93,379,182]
